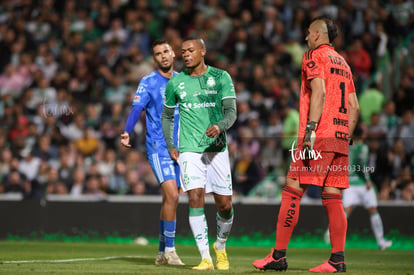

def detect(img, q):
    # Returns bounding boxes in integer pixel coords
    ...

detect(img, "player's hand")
[303,121,317,160]
[120,132,131,148]
[169,148,179,161]
[205,125,220,138]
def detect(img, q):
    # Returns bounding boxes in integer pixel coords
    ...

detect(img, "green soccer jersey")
[348,141,370,186]
[164,66,236,153]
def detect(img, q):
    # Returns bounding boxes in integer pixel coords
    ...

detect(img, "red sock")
[275,185,303,250]
[322,192,347,254]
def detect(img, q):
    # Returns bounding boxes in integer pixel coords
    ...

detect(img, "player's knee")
[165,192,179,205]
[217,201,232,216]
[187,190,204,208]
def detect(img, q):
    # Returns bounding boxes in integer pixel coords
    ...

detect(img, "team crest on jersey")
[178,82,185,89]
[206,77,216,87]
[180,91,187,99]
[133,95,141,103]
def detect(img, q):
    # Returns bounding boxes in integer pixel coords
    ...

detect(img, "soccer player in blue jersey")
[121,39,183,266]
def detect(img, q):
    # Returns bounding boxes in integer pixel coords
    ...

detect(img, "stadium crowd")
[0,0,413,201]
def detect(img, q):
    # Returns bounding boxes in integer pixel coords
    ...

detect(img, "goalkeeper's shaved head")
[311,15,338,43]
[306,15,338,49]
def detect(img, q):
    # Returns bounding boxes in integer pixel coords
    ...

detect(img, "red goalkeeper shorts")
[287,152,349,188]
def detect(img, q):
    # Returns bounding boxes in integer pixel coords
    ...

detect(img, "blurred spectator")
[125,20,151,57]
[103,75,130,104]
[238,126,261,158]
[345,38,372,90]
[30,160,49,199]
[388,110,414,158]
[367,113,387,141]
[70,166,86,195]
[358,83,385,125]
[280,104,299,161]
[392,166,414,201]
[233,145,264,196]
[18,148,41,182]
[84,175,106,198]
[128,179,147,195]
[97,149,116,177]
[108,159,128,194]
[0,148,13,182]
[0,64,26,96]
[380,100,400,131]
[3,169,29,195]
[59,113,85,141]
[75,127,99,157]
[57,149,74,185]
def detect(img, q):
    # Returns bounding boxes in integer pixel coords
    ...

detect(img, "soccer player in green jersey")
[162,37,237,271]
[324,127,392,250]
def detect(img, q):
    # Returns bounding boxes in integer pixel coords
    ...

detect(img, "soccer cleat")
[379,239,392,251]
[155,254,167,265]
[309,260,346,273]
[252,249,288,271]
[163,250,185,265]
[192,258,214,270]
[213,242,229,270]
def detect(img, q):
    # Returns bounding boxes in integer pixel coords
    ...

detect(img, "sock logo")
[284,203,297,227]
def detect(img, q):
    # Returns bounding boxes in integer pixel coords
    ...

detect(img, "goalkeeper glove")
[303,120,318,160]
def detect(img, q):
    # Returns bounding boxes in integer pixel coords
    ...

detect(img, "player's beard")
[159,64,172,73]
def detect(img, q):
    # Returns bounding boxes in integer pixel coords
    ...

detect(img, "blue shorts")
[148,153,181,188]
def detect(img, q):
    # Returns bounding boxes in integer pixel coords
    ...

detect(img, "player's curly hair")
[311,15,338,43]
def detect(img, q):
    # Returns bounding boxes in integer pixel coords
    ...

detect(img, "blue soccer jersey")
[125,70,179,185]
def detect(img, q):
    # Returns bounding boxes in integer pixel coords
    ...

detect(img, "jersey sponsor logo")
[284,203,297,227]
[182,102,216,110]
[205,90,217,94]
[178,82,185,89]
[330,67,351,80]
[333,118,349,127]
[133,95,141,102]
[335,131,349,141]
[193,91,201,97]
[207,77,216,87]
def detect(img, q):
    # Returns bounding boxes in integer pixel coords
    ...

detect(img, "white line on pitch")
[1,255,146,264]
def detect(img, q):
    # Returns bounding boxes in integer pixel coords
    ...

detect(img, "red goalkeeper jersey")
[298,44,355,155]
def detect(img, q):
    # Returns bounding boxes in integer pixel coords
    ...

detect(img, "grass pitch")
[0,241,413,274]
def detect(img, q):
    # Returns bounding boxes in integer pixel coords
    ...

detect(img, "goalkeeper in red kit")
[253,15,360,273]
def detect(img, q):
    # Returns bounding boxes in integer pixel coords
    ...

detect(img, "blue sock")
[164,220,176,250]
[159,219,165,253]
